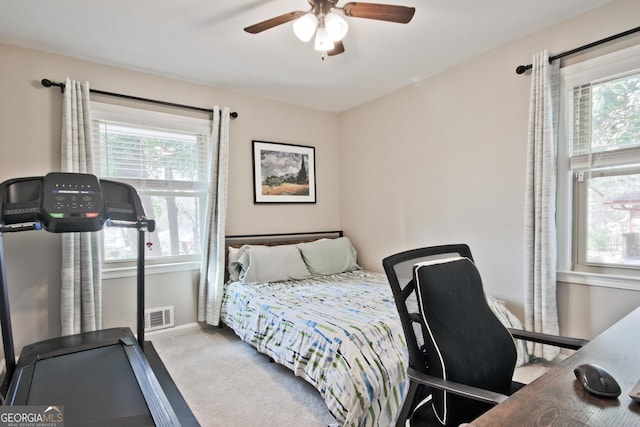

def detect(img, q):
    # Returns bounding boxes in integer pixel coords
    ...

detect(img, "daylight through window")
[564,56,640,274]
[92,103,211,263]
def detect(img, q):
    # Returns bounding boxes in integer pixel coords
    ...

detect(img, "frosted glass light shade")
[325,12,348,41]
[314,26,335,51]
[293,13,318,42]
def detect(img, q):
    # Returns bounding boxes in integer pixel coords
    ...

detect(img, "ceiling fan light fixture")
[314,26,334,51]
[245,0,416,57]
[293,13,318,42]
[324,12,348,41]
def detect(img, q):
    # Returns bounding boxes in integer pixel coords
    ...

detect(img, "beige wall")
[0,43,341,352]
[338,0,640,339]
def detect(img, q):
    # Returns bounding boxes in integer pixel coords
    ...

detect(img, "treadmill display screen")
[49,187,98,215]
[40,173,107,232]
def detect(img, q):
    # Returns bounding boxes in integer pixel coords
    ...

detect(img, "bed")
[219,232,527,427]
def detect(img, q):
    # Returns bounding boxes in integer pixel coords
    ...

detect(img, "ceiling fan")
[244,1,415,57]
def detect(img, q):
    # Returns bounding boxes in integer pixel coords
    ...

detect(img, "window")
[91,103,211,268]
[559,45,640,280]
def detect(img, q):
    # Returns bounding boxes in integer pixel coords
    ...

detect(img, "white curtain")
[523,52,560,360]
[198,106,231,325]
[60,78,102,335]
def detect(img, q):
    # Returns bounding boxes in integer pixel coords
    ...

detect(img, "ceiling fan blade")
[327,40,345,56]
[244,11,306,34]
[342,2,415,24]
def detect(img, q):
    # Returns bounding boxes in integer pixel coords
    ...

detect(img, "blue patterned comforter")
[220,270,408,427]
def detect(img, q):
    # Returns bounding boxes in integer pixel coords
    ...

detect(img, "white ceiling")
[0,0,613,112]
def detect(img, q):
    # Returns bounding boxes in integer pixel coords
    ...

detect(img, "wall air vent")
[144,306,174,332]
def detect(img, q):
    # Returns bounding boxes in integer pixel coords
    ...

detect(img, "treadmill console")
[0,172,153,233]
[41,173,106,232]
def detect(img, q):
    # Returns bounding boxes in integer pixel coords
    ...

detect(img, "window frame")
[91,102,211,277]
[557,44,640,289]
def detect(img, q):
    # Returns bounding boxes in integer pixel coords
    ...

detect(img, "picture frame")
[252,140,316,204]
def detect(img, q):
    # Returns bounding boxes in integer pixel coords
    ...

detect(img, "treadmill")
[0,172,198,426]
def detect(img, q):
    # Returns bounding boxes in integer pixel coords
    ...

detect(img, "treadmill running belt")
[27,344,154,426]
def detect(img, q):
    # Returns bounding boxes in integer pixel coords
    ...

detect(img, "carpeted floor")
[150,324,552,427]
[150,323,338,427]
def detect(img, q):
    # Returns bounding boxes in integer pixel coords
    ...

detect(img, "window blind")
[97,121,209,183]
[569,71,640,171]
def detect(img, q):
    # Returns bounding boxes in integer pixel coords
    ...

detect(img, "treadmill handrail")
[0,223,42,233]
[106,218,156,232]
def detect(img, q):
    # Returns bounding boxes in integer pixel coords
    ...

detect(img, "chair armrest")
[407,367,509,405]
[507,328,589,350]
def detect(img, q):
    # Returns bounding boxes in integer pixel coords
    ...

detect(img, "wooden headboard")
[223,230,344,281]
[225,230,343,247]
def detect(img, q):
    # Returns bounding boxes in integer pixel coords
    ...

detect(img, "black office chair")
[382,245,589,426]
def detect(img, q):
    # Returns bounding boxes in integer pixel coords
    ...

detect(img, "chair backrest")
[382,245,474,374]
[413,256,517,425]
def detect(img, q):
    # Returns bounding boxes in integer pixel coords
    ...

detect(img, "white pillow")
[236,244,311,283]
[227,246,246,282]
[297,237,360,276]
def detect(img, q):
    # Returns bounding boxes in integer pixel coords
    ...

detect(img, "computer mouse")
[574,363,621,398]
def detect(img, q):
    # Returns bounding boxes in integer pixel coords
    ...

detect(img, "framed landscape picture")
[252,140,316,204]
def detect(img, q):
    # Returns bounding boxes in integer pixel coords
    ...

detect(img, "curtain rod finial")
[516,65,531,75]
[41,78,65,92]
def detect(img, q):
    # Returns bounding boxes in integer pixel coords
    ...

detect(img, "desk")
[471,306,640,426]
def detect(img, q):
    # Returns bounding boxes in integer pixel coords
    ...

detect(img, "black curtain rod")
[41,78,238,119]
[515,25,640,75]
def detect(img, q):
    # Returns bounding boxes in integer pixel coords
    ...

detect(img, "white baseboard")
[146,322,200,338]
